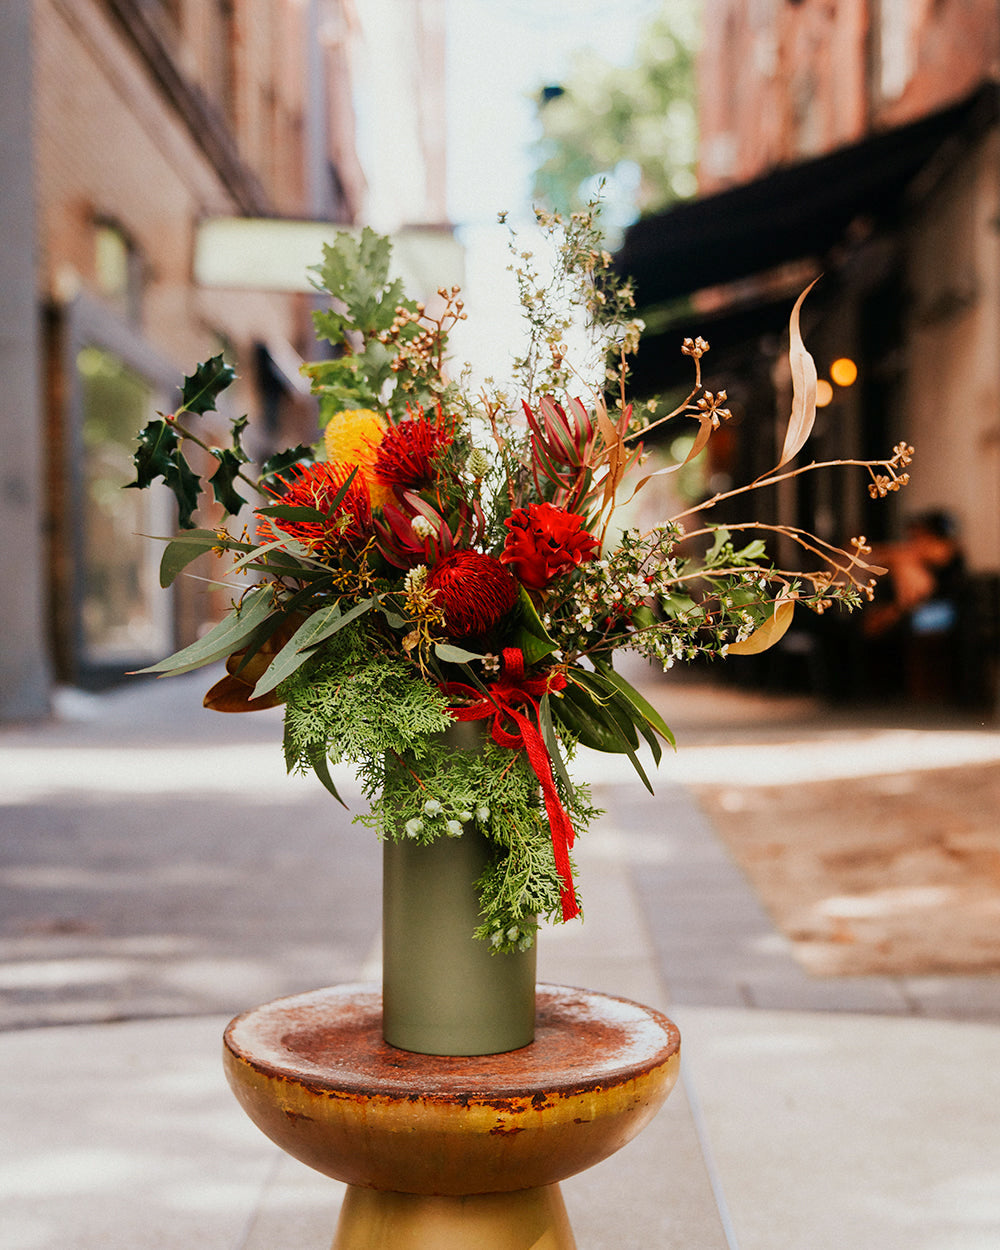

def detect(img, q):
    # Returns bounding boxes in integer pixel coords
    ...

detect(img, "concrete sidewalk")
[2,672,1000,1248]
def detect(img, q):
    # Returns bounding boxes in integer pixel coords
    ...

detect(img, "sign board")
[194,218,464,299]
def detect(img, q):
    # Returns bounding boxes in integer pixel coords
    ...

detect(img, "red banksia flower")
[427,550,518,636]
[501,503,600,590]
[373,410,454,491]
[259,462,373,556]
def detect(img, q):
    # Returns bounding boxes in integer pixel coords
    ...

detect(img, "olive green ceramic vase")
[381,726,537,1057]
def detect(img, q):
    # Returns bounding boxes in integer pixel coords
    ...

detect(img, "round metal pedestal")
[224,983,681,1248]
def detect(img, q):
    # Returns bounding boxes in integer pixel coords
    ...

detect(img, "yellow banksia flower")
[323,408,395,510]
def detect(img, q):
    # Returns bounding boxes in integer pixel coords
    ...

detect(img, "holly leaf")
[163,450,202,529]
[179,354,236,417]
[259,445,312,485]
[209,448,249,516]
[127,418,179,489]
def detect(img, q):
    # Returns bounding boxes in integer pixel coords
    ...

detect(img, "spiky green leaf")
[179,354,236,416]
[209,448,248,515]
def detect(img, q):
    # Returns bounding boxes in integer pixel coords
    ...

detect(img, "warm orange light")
[815,379,834,407]
[830,357,858,387]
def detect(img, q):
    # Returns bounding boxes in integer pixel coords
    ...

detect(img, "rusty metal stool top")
[224,982,681,1195]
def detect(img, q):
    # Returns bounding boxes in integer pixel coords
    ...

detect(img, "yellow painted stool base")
[331,1184,576,1249]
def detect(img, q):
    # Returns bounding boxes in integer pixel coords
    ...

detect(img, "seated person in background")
[864,510,965,700]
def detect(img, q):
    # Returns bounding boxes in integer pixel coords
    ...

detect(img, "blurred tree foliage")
[530,2,698,237]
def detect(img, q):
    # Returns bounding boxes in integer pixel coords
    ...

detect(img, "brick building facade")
[620,0,1000,709]
[3,1,454,715]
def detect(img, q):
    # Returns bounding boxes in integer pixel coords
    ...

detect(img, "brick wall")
[698,0,999,191]
[33,0,365,678]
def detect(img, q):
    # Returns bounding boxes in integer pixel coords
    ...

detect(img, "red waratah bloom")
[500,502,600,590]
[373,409,454,491]
[426,550,518,636]
[258,462,372,556]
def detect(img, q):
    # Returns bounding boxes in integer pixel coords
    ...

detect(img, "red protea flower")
[426,550,518,637]
[500,502,600,590]
[258,462,373,557]
[373,408,454,491]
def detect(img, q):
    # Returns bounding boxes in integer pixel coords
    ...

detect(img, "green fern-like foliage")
[280,624,599,951]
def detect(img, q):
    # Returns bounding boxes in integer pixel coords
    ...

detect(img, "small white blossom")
[404,818,423,839]
[445,820,464,838]
[423,798,442,816]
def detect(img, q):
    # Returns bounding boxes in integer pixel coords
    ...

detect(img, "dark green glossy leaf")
[570,672,656,793]
[592,659,675,749]
[539,691,573,793]
[510,585,558,667]
[259,445,313,484]
[128,419,179,490]
[209,448,248,515]
[179,354,236,416]
[553,680,633,753]
[308,747,348,807]
[163,448,202,529]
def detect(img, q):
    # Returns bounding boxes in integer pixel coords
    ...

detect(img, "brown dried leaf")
[778,279,819,468]
[633,416,714,494]
[203,672,283,713]
[595,396,632,514]
[727,597,796,656]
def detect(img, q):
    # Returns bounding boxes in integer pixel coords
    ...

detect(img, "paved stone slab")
[674,1006,1000,1250]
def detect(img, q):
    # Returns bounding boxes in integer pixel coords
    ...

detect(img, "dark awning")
[617,84,998,310]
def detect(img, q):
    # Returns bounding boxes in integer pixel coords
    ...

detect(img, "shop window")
[94,221,143,324]
[75,345,173,677]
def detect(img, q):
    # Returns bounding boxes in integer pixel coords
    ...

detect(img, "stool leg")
[331,1183,577,1250]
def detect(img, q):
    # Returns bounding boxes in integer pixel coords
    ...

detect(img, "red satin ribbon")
[442,647,580,922]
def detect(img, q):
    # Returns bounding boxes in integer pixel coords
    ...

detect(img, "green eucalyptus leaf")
[134,585,276,676]
[157,529,222,588]
[253,597,375,698]
[434,643,486,665]
[255,503,328,522]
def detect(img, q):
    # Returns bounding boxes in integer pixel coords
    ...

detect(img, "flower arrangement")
[128,209,912,951]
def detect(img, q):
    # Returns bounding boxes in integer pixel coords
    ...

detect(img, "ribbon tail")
[509,707,580,923]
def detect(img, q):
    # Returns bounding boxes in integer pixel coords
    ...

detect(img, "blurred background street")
[3,664,1000,1248]
[4,0,1000,1245]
